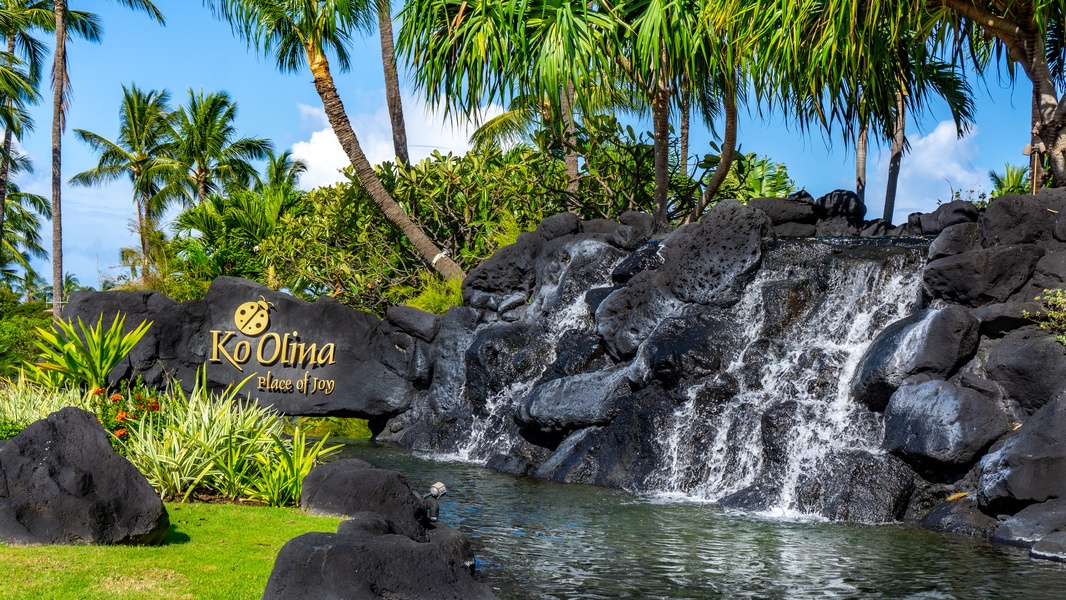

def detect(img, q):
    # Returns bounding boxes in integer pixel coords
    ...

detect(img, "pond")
[334,442,1066,599]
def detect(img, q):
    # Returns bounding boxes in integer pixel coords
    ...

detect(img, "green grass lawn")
[0,502,342,599]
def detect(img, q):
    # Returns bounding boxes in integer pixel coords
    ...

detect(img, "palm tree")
[204,0,464,280]
[172,89,272,204]
[0,181,50,287]
[989,163,1030,198]
[50,0,163,319]
[257,148,307,193]
[70,84,181,273]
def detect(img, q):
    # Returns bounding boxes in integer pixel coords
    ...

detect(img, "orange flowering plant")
[88,379,163,450]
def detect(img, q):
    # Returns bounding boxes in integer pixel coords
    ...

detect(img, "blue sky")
[15,1,1035,288]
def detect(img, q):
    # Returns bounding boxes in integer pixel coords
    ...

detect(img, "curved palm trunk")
[691,80,737,223]
[883,92,906,223]
[1031,83,1044,193]
[377,0,408,166]
[307,51,463,280]
[51,0,66,320]
[561,83,579,196]
[856,120,868,206]
[651,89,671,229]
[137,192,150,275]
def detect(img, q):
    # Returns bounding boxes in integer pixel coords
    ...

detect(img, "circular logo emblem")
[234,296,274,336]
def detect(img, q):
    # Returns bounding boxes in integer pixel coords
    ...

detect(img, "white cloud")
[867,120,986,224]
[291,95,504,190]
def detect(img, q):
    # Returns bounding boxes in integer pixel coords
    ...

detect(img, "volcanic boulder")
[0,407,169,545]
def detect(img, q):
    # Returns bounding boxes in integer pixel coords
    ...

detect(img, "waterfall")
[651,242,925,516]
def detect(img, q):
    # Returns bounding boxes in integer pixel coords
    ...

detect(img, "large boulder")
[919,497,999,538]
[928,222,982,261]
[516,368,631,438]
[1031,530,1066,562]
[749,196,817,225]
[301,459,427,541]
[915,201,979,235]
[0,407,169,545]
[262,530,497,600]
[883,380,1009,472]
[594,271,686,359]
[851,307,979,412]
[990,498,1066,547]
[793,450,915,523]
[984,329,1066,414]
[922,245,1045,307]
[813,189,866,223]
[659,200,775,306]
[531,386,673,490]
[982,193,1056,247]
[977,393,1066,514]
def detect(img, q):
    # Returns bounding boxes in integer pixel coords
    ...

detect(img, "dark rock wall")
[68,189,1066,546]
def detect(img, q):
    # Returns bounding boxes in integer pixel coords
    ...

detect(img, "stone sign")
[64,277,419,418]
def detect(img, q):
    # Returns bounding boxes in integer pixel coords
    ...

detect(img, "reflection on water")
[334,442,1066,599]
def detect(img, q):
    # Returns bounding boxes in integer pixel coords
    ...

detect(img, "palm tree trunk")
[137,193,150,275]
[691,80,737,223]
[377,0,408,166]
[561,83,579,196]
[883,92,906,223]
[307,51,463,280]
[0,34,15,253]
[856,120,868,206]
[1030,82,1045,193]
[651,89,671,229]
[51,0,66,320]
[680,93,690,176]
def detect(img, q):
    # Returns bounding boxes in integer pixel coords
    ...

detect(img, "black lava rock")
[928,222,982,261]
[984,329,1066,414]
[922,245,1044,307]
[982,193,1056,247]
[749,196,817,225]
[883,380,1008,472]
[813,189,866,222]
[852,307,979,412]
[262,530,497,600]
[660,200,775,306]
[978,393,1066,513]
[1031,530,1066,562]
[301,459,428,541]
[990,498,1066,548]
[0,407,169,545]
[516,368,630,438]
[793,450,915,523]
[919,497,999,538]
[386,306,442,343]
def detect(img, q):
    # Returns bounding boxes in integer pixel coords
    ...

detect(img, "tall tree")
[204,0,465,280]
[70,84,180,273]
[172,88,272,204]
[376,0,407,165]
[50,0,163,318]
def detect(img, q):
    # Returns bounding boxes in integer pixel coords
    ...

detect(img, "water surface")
[335,442,1066,599]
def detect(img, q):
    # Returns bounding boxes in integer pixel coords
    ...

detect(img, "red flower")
[110,393,123,403]
[134,393,143,401]
[150,401,160,411]
[92,387,105,396]
[114,428,126,438]
[115,411,127,422]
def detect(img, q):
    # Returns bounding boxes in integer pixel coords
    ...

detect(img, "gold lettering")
[210,331,242,371]
[233,341,251,364]
[297,343,317,366]
[257,332,281,364]
[318,343,336,365]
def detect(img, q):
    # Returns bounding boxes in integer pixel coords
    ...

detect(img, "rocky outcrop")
[68,188,1066,550]
[0,407,169,545]
[264,459,495,600]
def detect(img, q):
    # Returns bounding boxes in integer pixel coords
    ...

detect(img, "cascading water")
[652,241,926,517]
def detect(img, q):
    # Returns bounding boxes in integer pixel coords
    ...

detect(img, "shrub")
[119,369,340,505]
[404,273,463,314]
[0,418,22,439]
[1026,288,1066,345]
[0,376,88,426]
[28,313,152,390]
